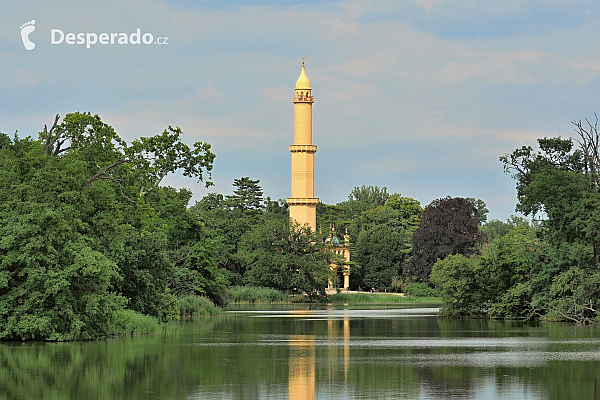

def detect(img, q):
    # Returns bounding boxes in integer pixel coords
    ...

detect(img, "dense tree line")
[190,177,335,298]
[0,112,511,340]
[0,112,217,340]
[0,115,336,340]
[3,111,599,341]
[431,118,600,324]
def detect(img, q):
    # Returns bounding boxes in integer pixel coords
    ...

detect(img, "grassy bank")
[111,295,221,334]
[326,292,440,304]
[226,286,289,303]
[225,285,440,304]
[178,295,221,317]
[109,310,161,336]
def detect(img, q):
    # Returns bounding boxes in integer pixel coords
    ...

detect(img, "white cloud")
[193,80,225,101]
[415,0,448,11]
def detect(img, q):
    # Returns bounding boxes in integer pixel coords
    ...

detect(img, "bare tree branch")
[43,114,61,156]
[573,114,600,186]
[81,158,128,191]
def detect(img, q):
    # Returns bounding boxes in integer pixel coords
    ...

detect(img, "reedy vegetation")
[226,286,288,304]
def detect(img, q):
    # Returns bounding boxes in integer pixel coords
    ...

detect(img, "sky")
[3,0,600,221]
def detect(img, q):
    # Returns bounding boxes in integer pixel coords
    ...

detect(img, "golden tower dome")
[295,59,312,90]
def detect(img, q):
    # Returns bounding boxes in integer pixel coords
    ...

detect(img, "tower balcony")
[286,197,320,206]
[293,96,314,103]
[289,145,317,153]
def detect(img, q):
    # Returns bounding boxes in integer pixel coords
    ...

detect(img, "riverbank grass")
[227,286,289,303]
[327,292,440,304]
[109,309,160,335]
[178,295,221,317]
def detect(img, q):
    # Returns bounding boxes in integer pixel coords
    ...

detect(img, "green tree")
[482,215,530,242]
[240,221,332,297]
[546,266,600,324]
[225,177,264,218]
[352,196,422,290]
[42,112,215,199]
[467,197,489,225]
[0,135,125,340]
[338,185,394,219]
[192,195,254,285]
[431,225,542,319]
[0,112,216,340]
[482,226,543,319]
[430,254,485,317]
[144,187,230,306]
[317,203,349,238]
[500,132,600,322]
[500,137,591,247]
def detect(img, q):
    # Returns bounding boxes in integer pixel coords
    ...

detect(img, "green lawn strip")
[327,292,441,304]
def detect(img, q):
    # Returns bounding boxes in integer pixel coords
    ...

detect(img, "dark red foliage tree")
[407,196,487,282]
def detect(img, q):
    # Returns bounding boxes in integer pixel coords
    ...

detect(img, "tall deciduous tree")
[408,196,486,282]
[499,128,600,323]
[144,187,230,307]
[0,135,125,340]
[500,136,600,267]
[240,221,332,297]
[338,185,393,219]
[353,196,422,290]
[42,112,215,199]
[0,112,216,340]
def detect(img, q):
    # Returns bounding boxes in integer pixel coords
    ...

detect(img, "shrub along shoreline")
[2,289,439,341]
[106,295,221,338]
[225,286,440,304]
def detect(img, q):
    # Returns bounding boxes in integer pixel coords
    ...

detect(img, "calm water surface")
[2,304,600,400]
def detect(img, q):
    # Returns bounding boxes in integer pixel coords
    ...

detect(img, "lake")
[1,303,600,399]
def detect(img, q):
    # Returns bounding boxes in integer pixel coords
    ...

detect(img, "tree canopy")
[6,110,600,339]
[431,120,600,324]
[352,195,422,290]
[225,177,265,219]
[407,196,486,282]
[0,113,217,340]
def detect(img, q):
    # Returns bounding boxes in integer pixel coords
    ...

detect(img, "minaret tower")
[287,58,318,230]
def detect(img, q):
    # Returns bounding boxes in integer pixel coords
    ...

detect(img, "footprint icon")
[20,20,36,50]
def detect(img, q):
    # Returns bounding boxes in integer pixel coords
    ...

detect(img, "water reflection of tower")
[343,315,349,379]
[327,311,350,382]
[288,334,316,400]
[288,310,351,398]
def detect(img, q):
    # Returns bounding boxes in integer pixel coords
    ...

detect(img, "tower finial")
[295,58,311,89]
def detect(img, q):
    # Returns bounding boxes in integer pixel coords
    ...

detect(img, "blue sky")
[3,0,600,220]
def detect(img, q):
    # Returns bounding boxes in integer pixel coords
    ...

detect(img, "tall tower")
[287,59,318,230]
